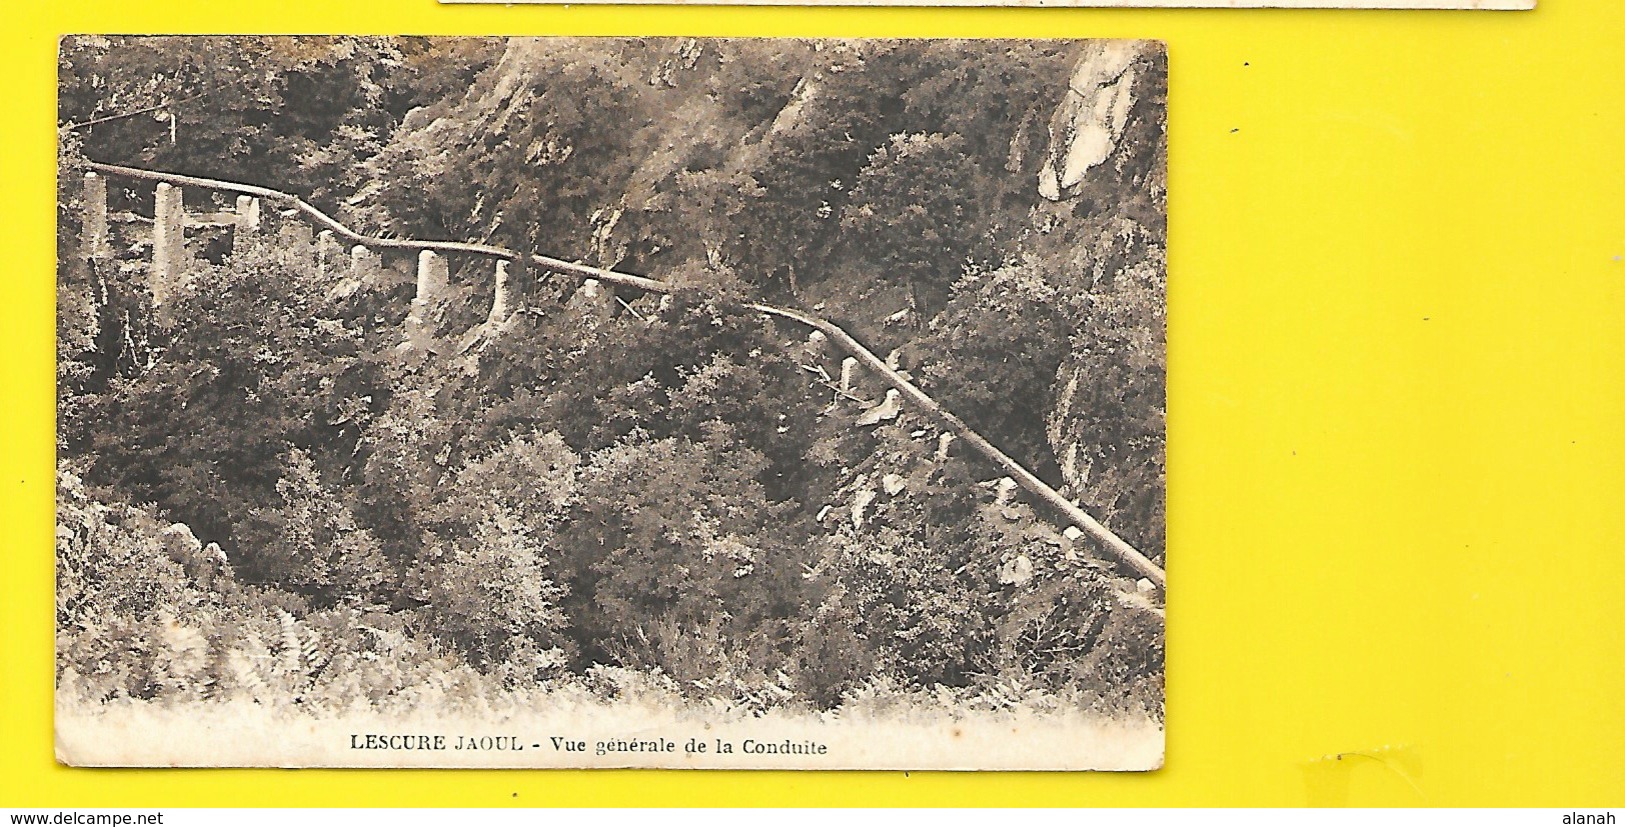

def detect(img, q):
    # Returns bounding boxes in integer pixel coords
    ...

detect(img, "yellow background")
[3,0,1622,807]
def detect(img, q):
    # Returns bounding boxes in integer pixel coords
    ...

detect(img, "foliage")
[463,292,824,492]
[549,435,808,682]
[411,432,577,669]
[357,39,1073,304]
[73,232,389,582]
[917,265,1073,479]
[57,469,201,637]
[59,36,502,210]
[1056,243,1168,559]
[839,133,989,317]
[239,449,390,604]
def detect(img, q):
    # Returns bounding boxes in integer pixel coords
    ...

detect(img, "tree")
[840,133,990,319]
[77,241,387,573]
[548,435,808,681]
[916,264,1072,482]
[58,36,495,211]
[238,449,390,604]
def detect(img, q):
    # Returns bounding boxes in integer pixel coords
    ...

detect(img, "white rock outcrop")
[1038,41,1146,202]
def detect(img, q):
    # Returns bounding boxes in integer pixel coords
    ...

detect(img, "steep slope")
[360,37,1167,561]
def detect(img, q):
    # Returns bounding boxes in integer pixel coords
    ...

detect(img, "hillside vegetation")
[56,37,1167,721]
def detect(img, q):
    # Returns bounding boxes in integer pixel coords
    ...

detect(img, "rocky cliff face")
[1032,42,1167,561]
[1039,41,1149,203]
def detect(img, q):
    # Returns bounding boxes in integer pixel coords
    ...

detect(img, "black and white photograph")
[54,36,1167,770]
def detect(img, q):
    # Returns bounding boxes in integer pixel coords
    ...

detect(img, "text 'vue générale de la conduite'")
[348,733,831,756]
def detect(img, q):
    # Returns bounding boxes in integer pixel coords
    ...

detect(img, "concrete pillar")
[232,195,261,256]
[349,244,379,283]
[82,172,108,261]
[573,279,613,323]
[936,432,957,462]
[405,250,449,347]
[316,230,344,276]
[803,330,842,385]
[995,477,1018,506]
[839,356,860,397]
[803,330,829,365]
[416,250,449,299]
[282,217,311,247]
[279,213,313,269]
[151,182,185,309]
[488,260,514,326]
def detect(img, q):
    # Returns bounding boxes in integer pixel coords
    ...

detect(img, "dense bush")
[73,236,388,575]
[917,265,1073,481]
[59,36,502,211]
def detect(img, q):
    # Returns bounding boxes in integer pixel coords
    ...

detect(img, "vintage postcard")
[55,36,1167,770]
